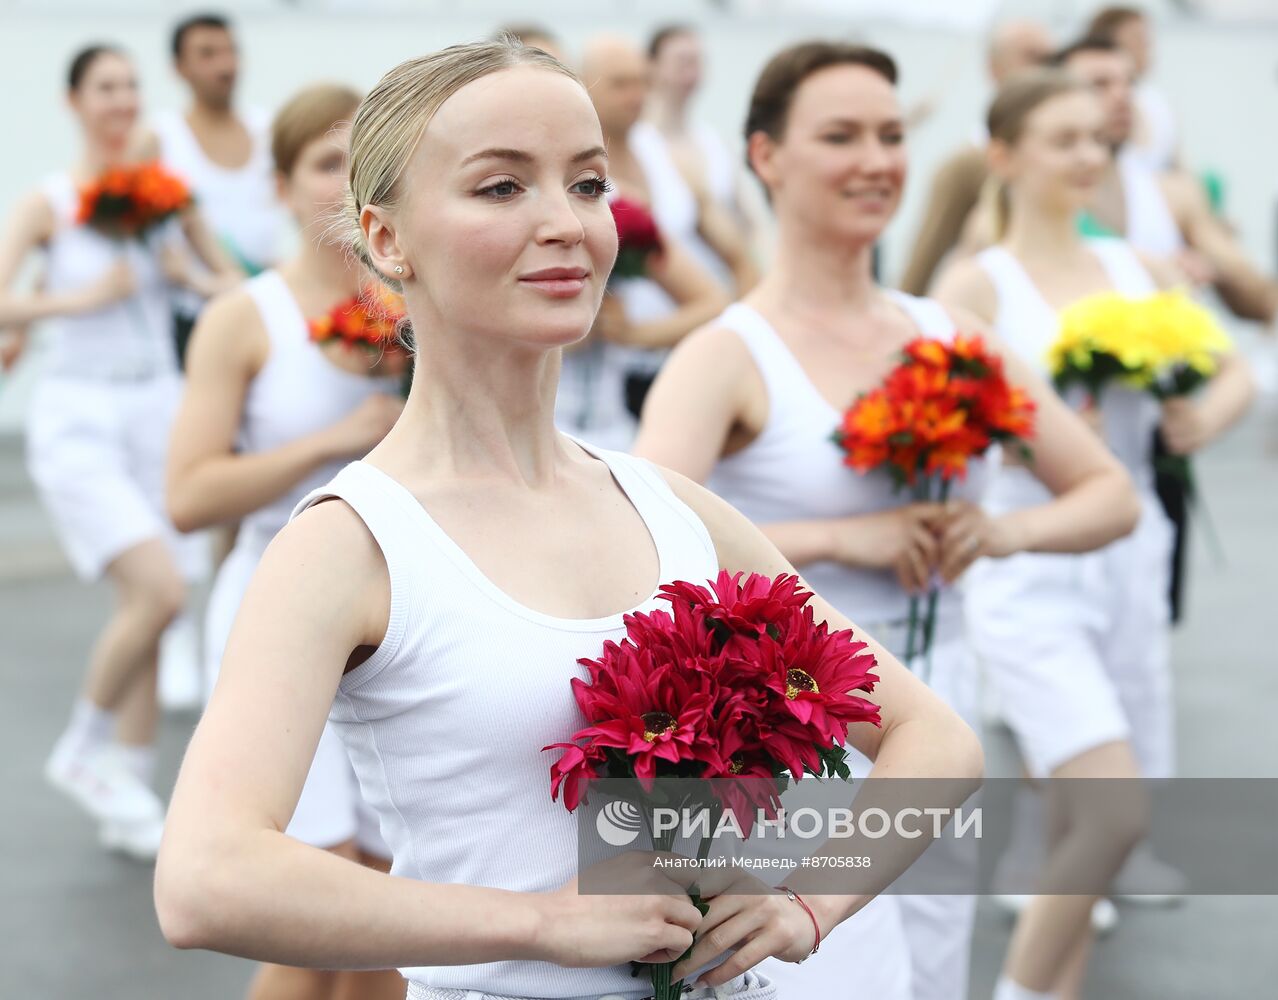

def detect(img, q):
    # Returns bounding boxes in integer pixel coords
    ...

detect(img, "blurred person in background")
[640,23,759,293]
[0,44,237,862]
[900,18,1053,296]
[555,33,725,451]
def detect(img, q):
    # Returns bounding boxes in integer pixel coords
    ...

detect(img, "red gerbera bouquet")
[310,285,412,388]
[544,571,880,999]
[833,336,1035,663]
[609,196,663,281]
[76,161,192,239]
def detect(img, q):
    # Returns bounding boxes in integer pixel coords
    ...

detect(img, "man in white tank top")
[1060,38,1277,324]
[137,13,282,358]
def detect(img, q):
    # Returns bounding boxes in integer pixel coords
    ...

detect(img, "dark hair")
[648,24,695,59]
[68,45,124,90]
[744,41,897,154]
[172,13,231,60]
[1049,36,1120,68]
[1086,6,1145,42]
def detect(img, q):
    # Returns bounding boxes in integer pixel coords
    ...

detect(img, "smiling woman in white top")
[154,38,982,1000]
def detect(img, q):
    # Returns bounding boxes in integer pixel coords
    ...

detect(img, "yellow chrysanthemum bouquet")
[1048,288,1232,503]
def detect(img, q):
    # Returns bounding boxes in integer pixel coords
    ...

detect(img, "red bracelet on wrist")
[778,885,821,961]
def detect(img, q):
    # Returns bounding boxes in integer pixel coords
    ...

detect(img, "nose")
[537,188,587,247]
[859,136,895,176]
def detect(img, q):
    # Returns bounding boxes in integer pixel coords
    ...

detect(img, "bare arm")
[166,291,401,532]
[1165,173,1278,325]
[607,240,730,351]
[173,204,245,296]
[0,191,136,325]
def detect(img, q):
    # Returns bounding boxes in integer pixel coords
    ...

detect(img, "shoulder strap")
[40,173,77,223]
[884,289,956,341]
[245,270,309,350]
[717,302,827,416]
[1088,238,1158,297]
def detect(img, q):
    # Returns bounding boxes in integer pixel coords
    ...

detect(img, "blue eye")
[574,176,614,198]
[478,178,521,199]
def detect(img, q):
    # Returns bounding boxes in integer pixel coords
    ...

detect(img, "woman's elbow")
[154,844,218,950]
[166,482,210,535]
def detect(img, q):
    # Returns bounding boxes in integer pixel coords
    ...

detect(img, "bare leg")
[331,850,407,1000]
[1000,741,1147,992]
[115,660,159,747]
[1052,928,1093,1000]
[82,539,185,711]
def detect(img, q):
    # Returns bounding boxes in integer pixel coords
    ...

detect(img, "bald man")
[899,19,1053,295]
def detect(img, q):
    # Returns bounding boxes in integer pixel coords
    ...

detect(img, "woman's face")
[376,66,616,351]
[999,90,1110,215]
[281,124,351,245]
[754,64,907,246]
[69,52,140,144]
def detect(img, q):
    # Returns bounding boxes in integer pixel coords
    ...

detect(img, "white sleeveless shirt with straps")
[706,292,989,647]
[153,107,281,272]
[976,238,1160,510]
[237,270,399,542]
[290,445,721,999]
[38,172,178,380]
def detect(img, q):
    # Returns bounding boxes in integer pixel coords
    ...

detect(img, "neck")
[81,134,132,174]
[1002,191,1082,260]
[646,90,689,135]
[758,216,880,316]
[187,99,235,125]
[389,322,566,485]
[290,238,364,299]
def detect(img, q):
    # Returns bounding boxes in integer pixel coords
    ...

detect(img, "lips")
[519,266,590,299]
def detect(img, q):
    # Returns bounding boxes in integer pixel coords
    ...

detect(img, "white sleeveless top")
[976,238,1159,511]
[38,172,178,380]
[236,270,399,541]
[1118,149,1184,258]
[153,107,281,273]
[706,292,988,647]
[291,445,720,998]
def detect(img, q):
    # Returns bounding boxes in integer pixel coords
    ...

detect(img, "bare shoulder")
[5,188,57,244]
[931,254,997,324]
[668,316,756,373]
[186,284,269,372]
[264,495,391,648]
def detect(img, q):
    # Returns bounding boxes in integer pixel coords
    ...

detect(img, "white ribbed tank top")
[236,270,399,542]
[38,172,178,379]
[976,238,1159,510]
[290,444,721,998]
[706,292,988,651]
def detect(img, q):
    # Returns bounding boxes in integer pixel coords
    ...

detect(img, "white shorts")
[205,526,388,856]
[408,970,775,1000]
[967,497,1172,778]
[25,373,208,581]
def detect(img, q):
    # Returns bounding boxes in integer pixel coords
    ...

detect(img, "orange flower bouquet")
[833,336,1035,664]
[76,161,192,239]
[309,284,412,390]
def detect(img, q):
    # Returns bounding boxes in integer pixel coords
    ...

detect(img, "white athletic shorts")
[25,373,208,581]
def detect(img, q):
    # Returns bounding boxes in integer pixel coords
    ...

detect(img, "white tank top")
[38,172,178,379]
[153,107,281,272]
[291,445,720,998]
[706,292,987,646]
[976,238,1160,510]
[236,270,399,542]
[1118,149,1184,258]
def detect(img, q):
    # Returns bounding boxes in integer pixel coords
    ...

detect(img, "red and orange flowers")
[609,196,663,280]
[77,161,192,239]
[308,285,407,354]
[834,335,1035,489]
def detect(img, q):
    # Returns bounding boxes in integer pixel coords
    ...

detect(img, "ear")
[986,138,1014,182]
[361,204,412,282]
[746,130,780,194]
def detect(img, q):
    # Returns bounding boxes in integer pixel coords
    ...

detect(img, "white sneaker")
[100,815,165,861]
[45,747,164,826]
[991,894,1120,936]
[1111,845,1187,906]
[159,613,203,712]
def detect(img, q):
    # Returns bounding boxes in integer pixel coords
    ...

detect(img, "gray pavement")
[3,405,1278,1000]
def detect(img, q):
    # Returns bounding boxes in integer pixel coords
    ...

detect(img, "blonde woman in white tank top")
[936,70,1251,1000]
[636,45,1139,1000]
[165,85,405,1000]
[0,45,239,862]
[156,40,984,1000]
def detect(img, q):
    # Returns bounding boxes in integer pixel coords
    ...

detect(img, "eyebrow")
[460,145,609,167]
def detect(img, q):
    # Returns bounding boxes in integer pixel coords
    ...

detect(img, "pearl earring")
[394,265,404,275]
